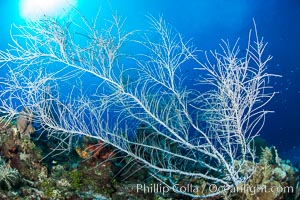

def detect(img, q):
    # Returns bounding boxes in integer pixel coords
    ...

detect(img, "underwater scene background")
[1,0,300,163]
[0,0,300,199]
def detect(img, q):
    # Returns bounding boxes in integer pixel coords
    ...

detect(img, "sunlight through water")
[19,0,77,20]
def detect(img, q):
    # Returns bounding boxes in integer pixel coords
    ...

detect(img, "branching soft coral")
[0,11,278,198]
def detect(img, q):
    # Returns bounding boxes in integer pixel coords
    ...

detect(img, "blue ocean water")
[0,0,299,164]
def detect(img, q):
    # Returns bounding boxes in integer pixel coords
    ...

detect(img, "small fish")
[75,147,90,159]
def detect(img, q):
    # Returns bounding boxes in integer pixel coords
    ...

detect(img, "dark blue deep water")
[1,0,300,164]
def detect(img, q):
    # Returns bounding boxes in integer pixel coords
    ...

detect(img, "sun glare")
[19,0,77,20]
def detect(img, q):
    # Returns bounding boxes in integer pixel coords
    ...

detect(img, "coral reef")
[0,121,154,199]
[0,119,299,199]
[229,147,299,200]
[0,156,19,190]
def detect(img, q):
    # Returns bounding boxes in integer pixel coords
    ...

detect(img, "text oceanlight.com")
[136,183,294,196]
